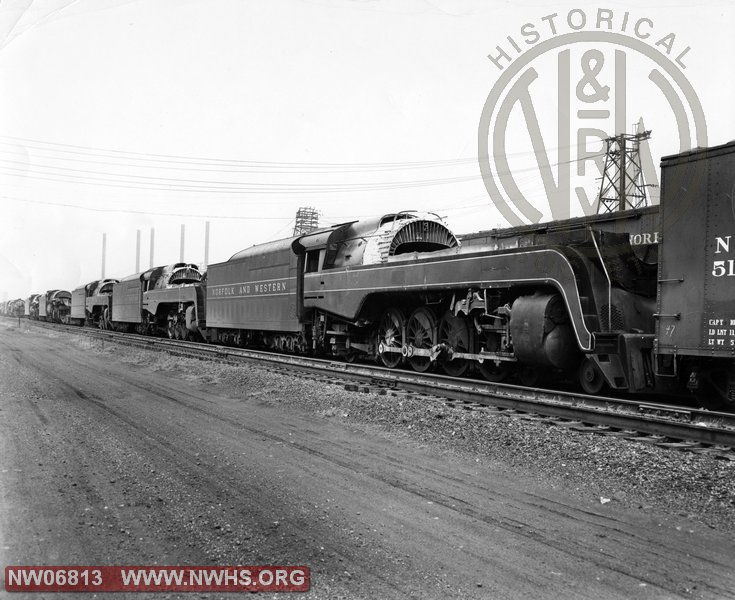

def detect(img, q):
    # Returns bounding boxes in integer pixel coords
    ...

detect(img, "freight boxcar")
[655,140,735,406]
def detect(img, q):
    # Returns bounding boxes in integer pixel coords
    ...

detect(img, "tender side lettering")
[629,232,659,245]
[211,281,288,297]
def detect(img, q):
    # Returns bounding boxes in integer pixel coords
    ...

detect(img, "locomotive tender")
[12,141,735,408]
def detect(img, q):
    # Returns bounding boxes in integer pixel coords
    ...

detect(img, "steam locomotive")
[13,141,735,409]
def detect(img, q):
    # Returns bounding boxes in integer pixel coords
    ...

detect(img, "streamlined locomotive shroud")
[111,263,205,339]
[36,290,72,323]
[71,279,119,329]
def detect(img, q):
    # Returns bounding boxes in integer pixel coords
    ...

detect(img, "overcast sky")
[1,0,734,299]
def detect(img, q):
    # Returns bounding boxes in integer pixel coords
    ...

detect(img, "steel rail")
[8,317,735,451]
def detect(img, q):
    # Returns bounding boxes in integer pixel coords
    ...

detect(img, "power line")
[0,196,294,220]
[0,135,478,169]
[0,163,484,193]
[0,135,596,170]
[0,151,604,195]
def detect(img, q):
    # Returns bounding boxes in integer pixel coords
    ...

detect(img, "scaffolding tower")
[597,130,652,213]
[293,207,320,235]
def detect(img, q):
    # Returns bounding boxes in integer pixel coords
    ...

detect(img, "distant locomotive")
[36,290,72,323]
[1,298,25,318]
[70,279,119,329]
[11,141,735,409]
[27,294,40,319]
[110,263,205,339]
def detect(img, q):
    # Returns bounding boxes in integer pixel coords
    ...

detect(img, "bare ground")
[1,322,734,600]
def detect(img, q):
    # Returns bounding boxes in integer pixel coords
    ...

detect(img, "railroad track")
[8,317,735,458]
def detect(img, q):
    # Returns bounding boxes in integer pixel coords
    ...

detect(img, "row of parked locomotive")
[18,264,206,339]
[0,298,26,318]
[2,291,73,322]
[5,142,735,409]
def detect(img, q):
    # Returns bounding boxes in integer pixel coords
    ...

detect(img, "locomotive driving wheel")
[438,311,470,377]
[517,365,544,387]
[478,359,509,382]
[477,332,508,382]
[376,307,405,368]
[406,307,437,372]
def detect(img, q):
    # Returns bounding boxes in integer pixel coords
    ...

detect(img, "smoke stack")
[204,221,210,266]
[101,233,107,278]
[149,228,155,268]
[136,229,141,272]
[180,224,185,262]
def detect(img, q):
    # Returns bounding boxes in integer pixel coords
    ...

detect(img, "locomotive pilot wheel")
[376,307,405,369]
[406,307,437,373]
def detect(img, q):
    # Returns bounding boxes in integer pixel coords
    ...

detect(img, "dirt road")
[1,323,734,599]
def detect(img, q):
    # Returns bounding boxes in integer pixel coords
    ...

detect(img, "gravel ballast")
[74,333,735,532]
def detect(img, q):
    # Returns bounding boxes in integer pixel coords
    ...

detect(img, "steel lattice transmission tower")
[293,207,320,235]
[597,130,652,213]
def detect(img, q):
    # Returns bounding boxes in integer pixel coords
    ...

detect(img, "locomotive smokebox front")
[509,293,579,370]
